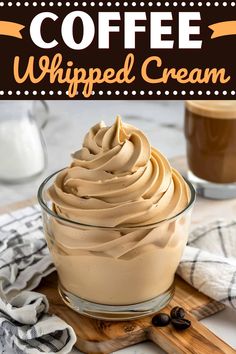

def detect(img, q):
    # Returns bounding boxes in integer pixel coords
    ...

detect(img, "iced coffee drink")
[185,100,236,199]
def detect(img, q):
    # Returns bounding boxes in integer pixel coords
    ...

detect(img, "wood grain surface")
[37,272,232,354]
[0,197,36,214]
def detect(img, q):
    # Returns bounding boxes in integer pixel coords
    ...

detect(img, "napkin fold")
[0,205,236,354]
[0,205,76,354]
[0,291,76,354]
[178,219,236,309]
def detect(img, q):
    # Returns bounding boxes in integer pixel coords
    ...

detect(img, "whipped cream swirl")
[49,116,190,227]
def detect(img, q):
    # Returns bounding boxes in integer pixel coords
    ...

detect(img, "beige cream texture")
[47,117,191,305]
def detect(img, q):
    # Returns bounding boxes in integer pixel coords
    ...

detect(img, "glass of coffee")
[185,100,236,199]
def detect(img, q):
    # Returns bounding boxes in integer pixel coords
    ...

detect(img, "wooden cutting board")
[37,272,232,354]
[1,156,236,354]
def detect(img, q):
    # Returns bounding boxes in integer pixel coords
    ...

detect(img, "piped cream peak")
[49,117,190,227]
[108,116,130,148]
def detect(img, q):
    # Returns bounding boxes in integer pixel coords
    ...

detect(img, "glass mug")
[185,100,236,199]
[38,170,195,320]
[0,100,49,183]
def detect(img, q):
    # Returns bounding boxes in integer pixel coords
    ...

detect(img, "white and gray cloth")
[178,219,236,310]
[0,205,76,354]
[0,207,236,354]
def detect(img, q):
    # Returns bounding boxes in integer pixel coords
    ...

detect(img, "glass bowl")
[38,170,195,320]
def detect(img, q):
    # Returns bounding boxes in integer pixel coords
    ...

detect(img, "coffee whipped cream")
[47,117,192,305]
[49,116,190,227]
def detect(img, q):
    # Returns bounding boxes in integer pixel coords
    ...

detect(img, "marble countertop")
[0,100,236,354]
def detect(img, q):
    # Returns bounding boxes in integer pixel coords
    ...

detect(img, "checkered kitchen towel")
[178,219,236,309]
[0,205,76,354]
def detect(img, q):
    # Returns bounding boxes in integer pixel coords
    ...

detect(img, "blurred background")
[0,100,185,207]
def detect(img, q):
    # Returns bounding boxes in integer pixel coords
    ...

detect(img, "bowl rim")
[37,168,196,230]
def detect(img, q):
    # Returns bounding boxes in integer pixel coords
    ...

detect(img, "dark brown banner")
[0,0,236,99]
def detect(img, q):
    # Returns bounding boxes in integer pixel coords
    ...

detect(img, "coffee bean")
[171,318,191,330]
[152,313,171,327]
[170,306,185,319]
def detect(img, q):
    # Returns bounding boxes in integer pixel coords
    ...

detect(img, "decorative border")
[0,90,235,96]
[0,1,235,7]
